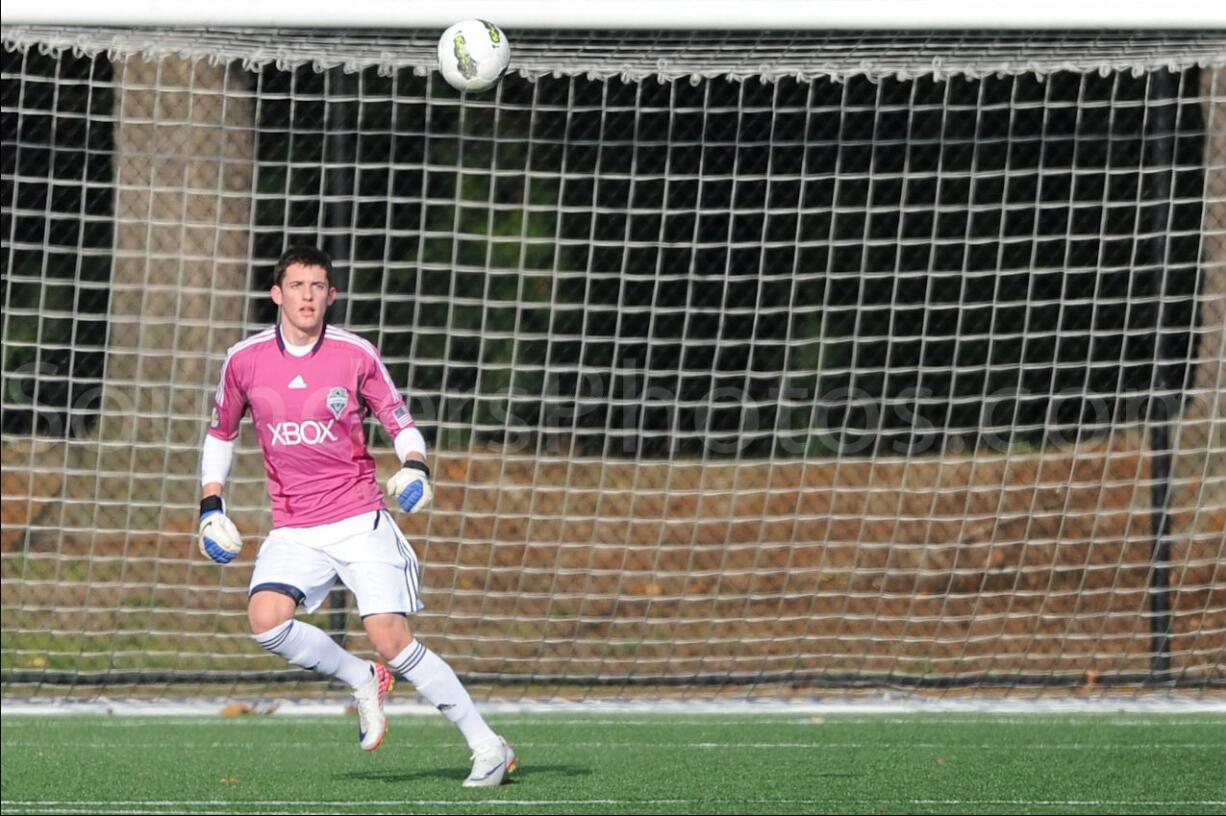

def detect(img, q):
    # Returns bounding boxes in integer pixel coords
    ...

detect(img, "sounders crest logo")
[327,387,349,420]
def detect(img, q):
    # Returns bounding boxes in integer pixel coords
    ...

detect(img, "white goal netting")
[2,27,1224,700]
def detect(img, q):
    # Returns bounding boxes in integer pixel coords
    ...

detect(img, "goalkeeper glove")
[386,460,434,513]
[198,495,243,564]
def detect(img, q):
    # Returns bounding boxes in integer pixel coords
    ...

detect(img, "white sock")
[389,639,499,750]
[253,619,372,690]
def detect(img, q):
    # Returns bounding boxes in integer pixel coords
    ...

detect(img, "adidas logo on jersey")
[288,374,307,389]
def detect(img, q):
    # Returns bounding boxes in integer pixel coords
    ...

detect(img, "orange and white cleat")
[353,662,394,751]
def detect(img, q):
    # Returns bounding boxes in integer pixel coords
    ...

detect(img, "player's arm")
[198,351,248,563]
[359,347,434,513]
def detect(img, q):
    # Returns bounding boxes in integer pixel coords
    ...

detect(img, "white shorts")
[249,509,423,617]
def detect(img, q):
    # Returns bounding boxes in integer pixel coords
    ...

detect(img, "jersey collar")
[275,321,328,357]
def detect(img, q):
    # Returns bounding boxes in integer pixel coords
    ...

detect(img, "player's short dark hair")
[273,246,335,288]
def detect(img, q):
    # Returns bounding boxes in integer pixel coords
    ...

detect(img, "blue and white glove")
[198,495,243,564]
[386,460,434,513]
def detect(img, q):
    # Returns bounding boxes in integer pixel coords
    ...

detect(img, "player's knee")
[250,618,292,650]
[370,637,408,662]
[249,611,293,636]
[369,630,412,660]
[248,593,296,635]
[363,615,412,659]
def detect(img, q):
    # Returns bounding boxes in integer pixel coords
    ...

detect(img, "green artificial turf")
[2,712,1223,814]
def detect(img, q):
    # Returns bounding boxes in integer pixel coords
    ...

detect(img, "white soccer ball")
[437,19,511,93]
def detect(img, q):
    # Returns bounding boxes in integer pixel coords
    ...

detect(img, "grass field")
[2,711,1223,815]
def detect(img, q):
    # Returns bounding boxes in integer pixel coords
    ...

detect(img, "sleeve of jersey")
[207,350,248,442]
[361,350,417,441]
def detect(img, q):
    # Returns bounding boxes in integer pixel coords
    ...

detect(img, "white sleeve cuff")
[393,426,427,463]
[201,435,235,487]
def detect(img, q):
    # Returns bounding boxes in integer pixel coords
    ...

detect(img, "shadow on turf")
[338,764,586,784]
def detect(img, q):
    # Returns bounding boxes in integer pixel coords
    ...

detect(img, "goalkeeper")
[197,246,515,788]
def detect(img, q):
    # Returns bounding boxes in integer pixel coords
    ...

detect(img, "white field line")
[4,798,1225,809]
[3,715,1223,729]
[495,716,1226,728]
[1,739,1221,750]
[4,695,1224,717]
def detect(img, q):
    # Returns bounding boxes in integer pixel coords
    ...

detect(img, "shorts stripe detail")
[396,540,420,612]
[390,640,428,676]
[384,512,422,612]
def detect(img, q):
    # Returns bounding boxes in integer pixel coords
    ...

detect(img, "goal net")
[2,25,1224,701]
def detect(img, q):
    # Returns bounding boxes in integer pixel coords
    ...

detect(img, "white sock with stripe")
[253,619,372,690]
[390,639,499,750]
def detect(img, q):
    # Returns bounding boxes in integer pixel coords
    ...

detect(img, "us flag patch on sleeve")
[393,404,412,428]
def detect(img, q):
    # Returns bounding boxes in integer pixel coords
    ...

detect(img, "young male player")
[197,246,515,787]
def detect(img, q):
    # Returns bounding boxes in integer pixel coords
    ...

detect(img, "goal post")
[5,0,1223,30]
[2,17,1224,700]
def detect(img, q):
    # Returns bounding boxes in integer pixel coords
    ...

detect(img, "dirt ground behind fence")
[3,432,1223,692]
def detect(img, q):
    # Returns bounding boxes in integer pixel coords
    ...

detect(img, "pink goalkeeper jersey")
[207,323,417,528]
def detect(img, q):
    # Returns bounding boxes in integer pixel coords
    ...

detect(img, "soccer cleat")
[463,737,517,788]
[353,662,394,751]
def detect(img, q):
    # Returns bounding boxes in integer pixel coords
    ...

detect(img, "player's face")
[272,263,336,341]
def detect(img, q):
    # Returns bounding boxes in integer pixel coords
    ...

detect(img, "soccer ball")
[437,19,511,93]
